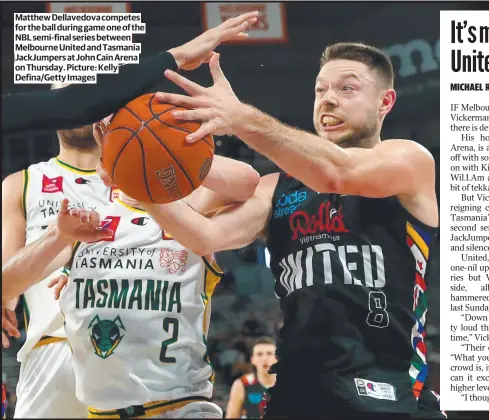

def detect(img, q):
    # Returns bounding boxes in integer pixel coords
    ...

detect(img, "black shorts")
[263,362,416,419]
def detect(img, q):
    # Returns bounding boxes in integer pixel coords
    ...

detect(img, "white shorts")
[88,401,222,419]
[14,340,87,418]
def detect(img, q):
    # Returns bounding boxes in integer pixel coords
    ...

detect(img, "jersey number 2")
[366,291,389,328]
[160,317,179,363]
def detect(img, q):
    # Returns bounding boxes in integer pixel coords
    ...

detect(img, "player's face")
[251,344,277,374]
[59,124,99,151]
[313,59,383,148]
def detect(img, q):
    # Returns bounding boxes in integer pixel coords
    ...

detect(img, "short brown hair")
[252,337,276,350]
[320,42,394,88]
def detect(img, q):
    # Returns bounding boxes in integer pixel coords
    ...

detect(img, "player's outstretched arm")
[2,225,73,300]
[145,173,278,256]
[225,378,246,418]
[2,199,112,300]
[1,171,27,346]
[157,54,436,199]
[2,12,258,135]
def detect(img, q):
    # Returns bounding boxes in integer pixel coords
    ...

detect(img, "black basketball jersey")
[240,373,268,419]
[266,173,438,413]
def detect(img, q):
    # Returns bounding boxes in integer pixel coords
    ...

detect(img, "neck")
[256,370,276,387]
[119,192,145,210]
[58,144,100,170]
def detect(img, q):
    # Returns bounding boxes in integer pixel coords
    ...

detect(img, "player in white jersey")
[3,114,260,417]
[3,155,259,418]
[2,120,111,418]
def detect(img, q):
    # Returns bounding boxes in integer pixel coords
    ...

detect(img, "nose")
[321,89,339,108]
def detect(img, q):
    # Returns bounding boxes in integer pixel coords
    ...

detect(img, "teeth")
[321,116,342,126]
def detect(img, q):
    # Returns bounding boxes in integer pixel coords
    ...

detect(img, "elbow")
[233,165,261,202]
[183,227,222,257]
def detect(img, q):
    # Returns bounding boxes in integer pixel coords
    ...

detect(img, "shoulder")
[2,170,25,199]
[241,373,256,386]
[377,139,435,165]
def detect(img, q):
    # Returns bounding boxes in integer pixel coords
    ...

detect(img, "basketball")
[101,93,214,204]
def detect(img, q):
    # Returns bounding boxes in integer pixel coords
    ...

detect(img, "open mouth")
[320,114,344,130]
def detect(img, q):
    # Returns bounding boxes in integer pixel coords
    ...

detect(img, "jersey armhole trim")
[201,256,223,277]
[65,241,81,271]
[22,169,29,219]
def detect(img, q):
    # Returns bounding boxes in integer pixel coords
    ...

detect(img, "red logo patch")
[89,216,121,243]
[110,187,120,202]
[289,201,349,240]
[160,249,188,274]
[162,231,174,240]
[42,175,63,193]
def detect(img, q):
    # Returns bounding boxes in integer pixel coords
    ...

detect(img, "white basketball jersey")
[59,199,222,410]
[17,157,113,363]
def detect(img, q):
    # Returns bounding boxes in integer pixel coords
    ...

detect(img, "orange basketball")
[101,93,214,204]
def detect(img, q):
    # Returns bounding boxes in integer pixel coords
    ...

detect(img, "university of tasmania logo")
[88,315,125,359]
[160,249,188,274]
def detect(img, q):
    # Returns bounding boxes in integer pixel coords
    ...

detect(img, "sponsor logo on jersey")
[131,217,149,226]
[75,177,91,185]
[273,190,308,219]
[248,392,264,404]
[289,201,349,240]
[160,249,188,274]
[89,216,121,242]
[354,378,397,401]
[41,175,63,193]
[259,392,270,417]
[88,314,125,359]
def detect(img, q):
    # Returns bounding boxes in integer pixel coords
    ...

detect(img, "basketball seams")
[107,127,138,181]
[124,104,196,191]
[148,94,214,153]
[133,135,155,203]
[103,93,214,204]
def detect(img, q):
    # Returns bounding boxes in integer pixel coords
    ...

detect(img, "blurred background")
[0,1,474,418]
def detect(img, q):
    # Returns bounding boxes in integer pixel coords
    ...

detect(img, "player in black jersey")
[226,337,277,418]
[106,42,442,419]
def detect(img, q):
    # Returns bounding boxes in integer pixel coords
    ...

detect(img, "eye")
[93,333,100,340]
[315,87,324,93]
[110,334,117,340]
[341,85,354,91]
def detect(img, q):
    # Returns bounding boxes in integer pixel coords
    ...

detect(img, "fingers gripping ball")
[101,93,214,204]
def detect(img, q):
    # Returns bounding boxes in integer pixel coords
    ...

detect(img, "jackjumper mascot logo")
[88,314,126,359]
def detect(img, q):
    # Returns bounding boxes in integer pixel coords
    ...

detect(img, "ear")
[379,89,396,117]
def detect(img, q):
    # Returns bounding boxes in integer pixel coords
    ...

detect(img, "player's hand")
[155,53,246,142]
[56,198,113,243]
[48,274,68,300]
[168,12,258,71]
[2,306,20,348]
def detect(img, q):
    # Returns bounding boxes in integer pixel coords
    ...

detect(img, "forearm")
[2,52,177,135]
[146,201,218,256]
[234,106,351,192]
[2,227,71,299]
